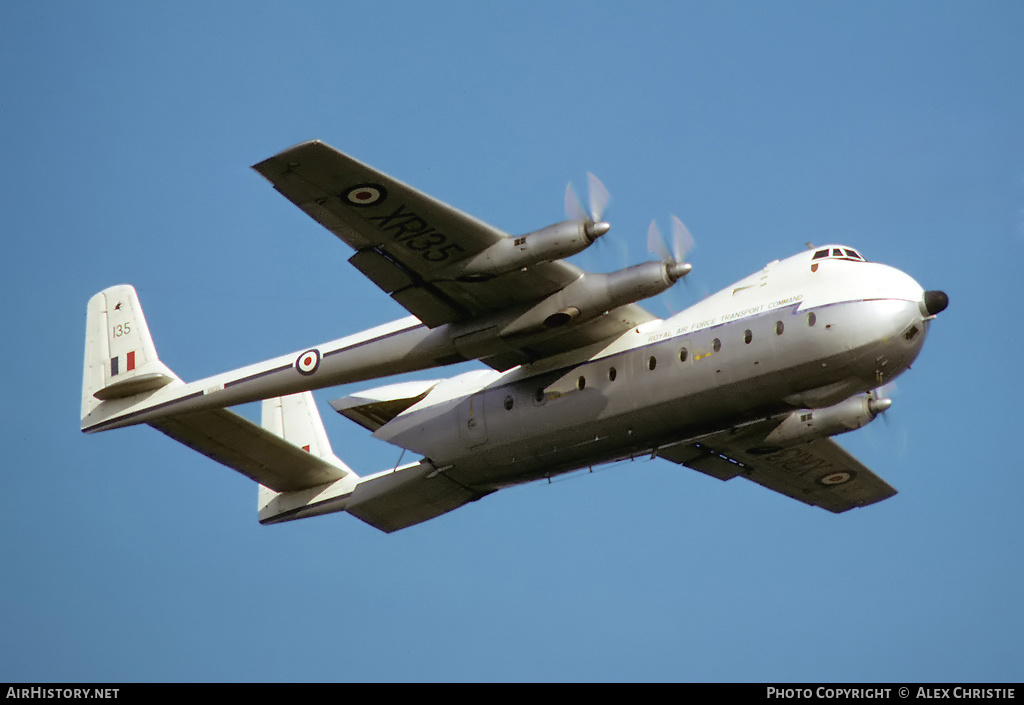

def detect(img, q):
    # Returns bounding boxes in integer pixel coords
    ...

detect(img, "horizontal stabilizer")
[150,393,352,493]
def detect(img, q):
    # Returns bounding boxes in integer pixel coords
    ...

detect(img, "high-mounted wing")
[253,141,578,326]
[253,142,659,369]
[343,461,493,534]
[658,436,896,513]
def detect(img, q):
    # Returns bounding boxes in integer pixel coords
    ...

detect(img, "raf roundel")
[343,183,387,207]
[817,471,856,486]
[295,349,321,376]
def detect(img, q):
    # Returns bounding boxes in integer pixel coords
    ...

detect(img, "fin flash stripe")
[110,351,136,377]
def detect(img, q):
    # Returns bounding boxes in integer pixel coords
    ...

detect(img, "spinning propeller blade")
[565,173,611,241]
[670,215,695,264]
[587,173,610,223]
[565,182,588,223]
[869,382,896,420]
[863,382,908,460]
[647,216,694,282]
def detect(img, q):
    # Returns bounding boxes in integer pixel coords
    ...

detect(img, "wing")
[345,462,493,533]
[252,141,573,324]
[658,436,896,513]
[253,141,657,368]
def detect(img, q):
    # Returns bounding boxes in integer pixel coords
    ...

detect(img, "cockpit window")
[812,246,867,263]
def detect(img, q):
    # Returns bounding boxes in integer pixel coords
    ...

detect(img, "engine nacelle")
[749,394,889,453]
[501,260,680,337]
[440,220,607,280]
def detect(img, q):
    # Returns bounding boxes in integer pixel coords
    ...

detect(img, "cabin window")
[807,312,816,327]
[679,347,688,363]
[534,388,545,403]
[744,329,752,344]
[504,395,514,411]
[813,249,829,259]
[844,249,863,260]
[712,338,721,352]
[904,325,920,341]
[776,320,784,335]
[577,375,586,390]
[648,355,657,371]
[608,367,617,381]
[832,248,844,257]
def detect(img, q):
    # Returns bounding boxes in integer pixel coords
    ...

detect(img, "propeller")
[565,173,612,242]
[864,381,908,460]
[647,215,695,283]
[868,382,895,418]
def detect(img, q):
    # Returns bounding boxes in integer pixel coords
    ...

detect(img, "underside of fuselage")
[368,297,929,493]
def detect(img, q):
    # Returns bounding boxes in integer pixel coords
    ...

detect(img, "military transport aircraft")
[81,141,949,532]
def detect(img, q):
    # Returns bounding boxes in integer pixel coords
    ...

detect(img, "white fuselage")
[366,248,930,492]
[83,244,933,506]
[82,137,950,530]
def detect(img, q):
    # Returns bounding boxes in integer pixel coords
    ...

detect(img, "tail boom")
[81,292,460,434]
[81,285,483,532]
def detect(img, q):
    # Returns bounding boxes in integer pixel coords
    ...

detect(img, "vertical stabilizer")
[260,393,353,471]
[258,392,359,523]
[81,285,179,428]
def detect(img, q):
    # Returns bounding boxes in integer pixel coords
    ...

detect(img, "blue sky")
[3,1,1022,682]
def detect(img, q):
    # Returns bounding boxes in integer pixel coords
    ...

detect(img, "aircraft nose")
[922,290,949,317]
